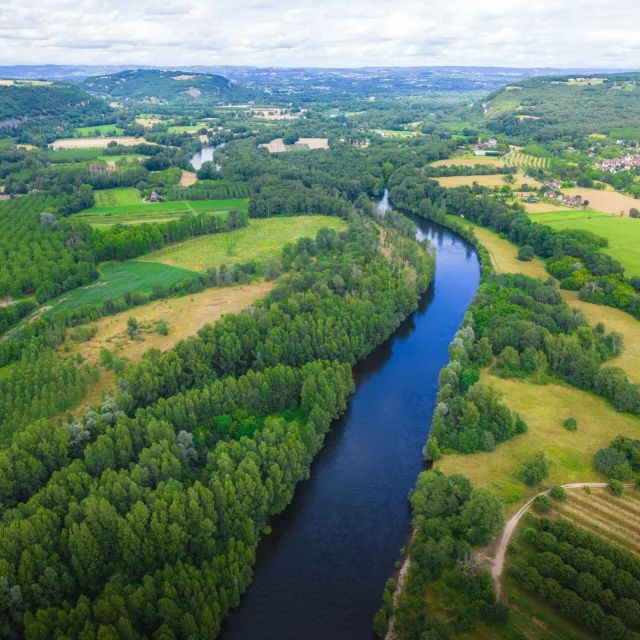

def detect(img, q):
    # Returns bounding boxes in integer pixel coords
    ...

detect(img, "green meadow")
[74,124,125,136]
[530,209,640,276]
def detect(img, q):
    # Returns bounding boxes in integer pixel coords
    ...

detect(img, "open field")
[260,138,329,153]
[40,261,200,316]
[50,137,150,149]
[518,201,568,213]
[529,209,640,276]
[94,188,142,207]
[139,216,347,272]
[429,156,504,167]
[135,116,161,127]
[0,79,52,86]
[435,373,640,516]
[370,129,419,138]
[435,174,541,189]
[75,125,125,137]
[99,154,147,164]
[75,198,249,227]
[562,291,640,382]
[562,187,640,216]
[180,170,197,186]
[62,281,273,368]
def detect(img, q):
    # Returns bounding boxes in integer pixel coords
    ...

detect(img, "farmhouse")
[545,179,562,190]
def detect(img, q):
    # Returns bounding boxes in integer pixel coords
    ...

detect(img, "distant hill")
[81,69,248,105]
[0,80,110,126]
[480,72,640,141]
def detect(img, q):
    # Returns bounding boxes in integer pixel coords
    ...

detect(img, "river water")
[222,192,480,640]
[190,144,223,171]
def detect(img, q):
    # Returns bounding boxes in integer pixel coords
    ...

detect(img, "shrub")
[563,417,577,431]
[155,320,168,335]
[533,495,553,512]
[507,541,520,555]
[520,450,551,486]
[630,208,639,219]
[608,479,624,496]
[584,486,592,494]
[514,415,528,434]
[596,447,633,480]
[636,478,640,490]
[283,409,295,422]
[518,245,535,261]
[549,486,567,500]
[372,609,389,638]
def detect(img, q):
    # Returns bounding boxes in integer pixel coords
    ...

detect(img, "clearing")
[50,137,151,149]
[75,198,249,227]
[260,138,329,153]
[40,261,200,316]
[180,170,197,186]
[62,281,273,369]
[529,209,640,276]
[435,373,640,515]
[436,174,540,189]
[138,215,347,272]
[562,187,639,216]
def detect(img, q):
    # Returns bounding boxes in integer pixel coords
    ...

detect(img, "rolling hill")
[479,72,640,141]
[82,69,249,105]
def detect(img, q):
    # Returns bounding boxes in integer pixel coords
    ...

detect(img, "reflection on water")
[222,192,481,640]
[190,143,225,171]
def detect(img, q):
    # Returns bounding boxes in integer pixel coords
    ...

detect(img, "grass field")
[75,125,125,137]
[561,187,640,217]
[429,156,504,167]
[51,137,148,150]
[94,188,142,207]
[435,373,640,515]
[40,261,200,316]
[436,174,541,189]
[75,198,249,227]
[529,209,640,276]
[62,281,274,369]
[139,216,347,272]
[98,154,147,163]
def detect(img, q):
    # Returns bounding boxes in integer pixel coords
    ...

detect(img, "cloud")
[0,0,638,67]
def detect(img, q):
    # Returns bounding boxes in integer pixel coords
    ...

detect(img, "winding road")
[492,482,636,596]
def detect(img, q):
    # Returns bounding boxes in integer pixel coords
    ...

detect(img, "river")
[222,192,480,640]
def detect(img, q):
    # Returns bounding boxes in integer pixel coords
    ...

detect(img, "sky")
[1,0,639,68]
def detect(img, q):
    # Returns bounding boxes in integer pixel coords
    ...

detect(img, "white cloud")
[0,0,638,67]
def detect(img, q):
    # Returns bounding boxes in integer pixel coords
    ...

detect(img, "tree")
[563,417,578,431]
[518,245,535,261]
[630,208,639,219]
[533,495,553,512]
[126,316,138,340]
[373,608,388,637]
[423,437,441,461]
[520,450,551,486]
[460,488,504,545]
[532,350,548,383]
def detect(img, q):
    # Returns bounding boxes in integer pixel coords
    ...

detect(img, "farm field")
[75,124,125,136]
[529,209,640,276]
[502,150,551,170]
[40,261,199,316]
[47,148,104,162]
[435,174,541,189]
[75,198,249,226]
[518,200,567,213]
[429,156,503,167]
[94,187,142,207]
[138,216,347,272]
[98,154,147,163]
[370,129,419,138]
[562,187,640,216]
[62,281,274,368]
[260,138,329,153]
[435,373,640,515]
[50,137,150,149]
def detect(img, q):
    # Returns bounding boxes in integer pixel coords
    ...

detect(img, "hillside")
[0,80,110,126]
[82,68,248,105]
[481,72,640,140]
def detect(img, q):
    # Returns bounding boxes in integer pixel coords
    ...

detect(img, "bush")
[549,486,567,500]
[533,495,553,512]
[636,478,640,490]
[608,479,624,496]
[283,409,295,422]
[507,541,520,555]
[514,415,529,434]
[563,417,578,431]
[520,450,551,486]
[155,320,168,336]
[373,609,389,638]
[518,245,535,262]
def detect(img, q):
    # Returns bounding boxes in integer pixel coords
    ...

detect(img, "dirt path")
[492,482,635,596]
[385,533,414,640]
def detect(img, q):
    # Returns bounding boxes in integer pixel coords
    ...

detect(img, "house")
[544,191,556,198]
[545,179,562,190]
[149,190,162,202]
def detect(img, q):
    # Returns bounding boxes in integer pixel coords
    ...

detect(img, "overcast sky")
[1,0,639,68]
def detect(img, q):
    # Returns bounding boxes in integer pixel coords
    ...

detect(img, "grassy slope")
[530,209,640,276]
[75,124,125,136]
[138,216,347,272]
[41,261,199,316]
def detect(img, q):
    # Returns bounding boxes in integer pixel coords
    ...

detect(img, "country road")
[491,482,636,596]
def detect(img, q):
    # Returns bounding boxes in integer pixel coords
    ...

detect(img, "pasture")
[50,137,150,149]
[435,174,541,189]
[94,188,142,207]
[62,281,274,368]
[75,125,125,137]
[435,373,640,515]
[40,261,200,316]
[562,187,640,216]
[139,216,347,272]
[530,209,640,276]
[75,198,249,227]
